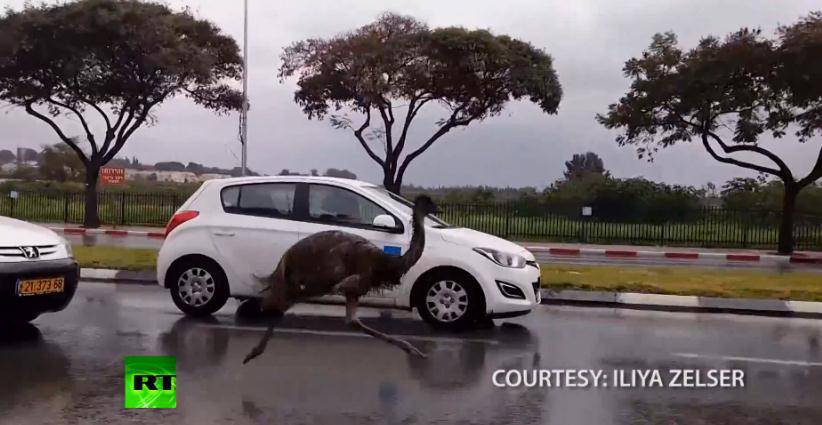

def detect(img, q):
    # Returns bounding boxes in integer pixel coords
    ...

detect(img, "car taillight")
[165,210,199,236]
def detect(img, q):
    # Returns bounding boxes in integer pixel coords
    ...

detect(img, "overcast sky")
[1,0,819,189]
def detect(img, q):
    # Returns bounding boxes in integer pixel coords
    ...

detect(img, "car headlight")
[63,241,73,257]
[473,247,527,268]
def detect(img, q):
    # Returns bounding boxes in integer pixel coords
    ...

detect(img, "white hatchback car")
[157,176,541,329]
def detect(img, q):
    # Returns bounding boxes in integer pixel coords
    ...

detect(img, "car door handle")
[213,231,235,237]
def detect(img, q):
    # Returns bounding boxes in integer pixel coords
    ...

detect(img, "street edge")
[80,268,822,318]
[540,288,822,319]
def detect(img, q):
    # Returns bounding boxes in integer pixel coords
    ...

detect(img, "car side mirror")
[372,214,398,230]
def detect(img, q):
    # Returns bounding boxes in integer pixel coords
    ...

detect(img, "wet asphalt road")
[2,282,822,424]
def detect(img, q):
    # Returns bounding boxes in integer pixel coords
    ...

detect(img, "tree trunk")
[383,171,402,195]
[83,163,100,228]
[777,184,798,255]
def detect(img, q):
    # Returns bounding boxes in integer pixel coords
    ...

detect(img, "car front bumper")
[481,263,541,316]
[0,258,79,318]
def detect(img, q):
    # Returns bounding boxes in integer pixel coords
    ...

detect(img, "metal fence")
[1,190,821,250]
[0,190,188,227]
[436,203,822,251]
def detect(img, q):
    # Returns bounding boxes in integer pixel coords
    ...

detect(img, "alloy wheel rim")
[425,280,468,322]
[178,267,216,307]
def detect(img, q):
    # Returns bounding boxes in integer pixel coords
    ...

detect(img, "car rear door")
[297,183,409,300]
[210,182,300,292]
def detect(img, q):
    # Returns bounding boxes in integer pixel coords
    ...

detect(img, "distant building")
[197,173,232,182]
[125,170,199,183]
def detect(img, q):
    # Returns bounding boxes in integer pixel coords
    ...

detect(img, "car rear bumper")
[0,258,79,318]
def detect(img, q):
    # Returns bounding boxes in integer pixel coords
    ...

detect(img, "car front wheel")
[415,271,485,331]
[168,259,230,317]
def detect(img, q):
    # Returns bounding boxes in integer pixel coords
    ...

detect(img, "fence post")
[120,192,126,225]
[660,222,666,246]
[504,202,511,239]
[63,192,69,223]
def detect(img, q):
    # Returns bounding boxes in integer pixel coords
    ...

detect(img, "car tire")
[5,311,40,324]
[168,259,230,317]
[415,270,485,331]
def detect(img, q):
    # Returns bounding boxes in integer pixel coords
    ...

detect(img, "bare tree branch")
[376,102,394,156]
[24,102,89,166]
[798,145,822,188]
[705,129,793,179]
[396,104,476,181]
[394,94,433,163]
[46,98,98,156]
[700,132,782,177]
[352,108,386,167]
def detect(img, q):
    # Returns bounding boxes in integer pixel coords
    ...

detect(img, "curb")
[526,246,822,266]
[81,268,157,285]
[80,268,822,319]
[540,288,822,318]
[51,227,165,238]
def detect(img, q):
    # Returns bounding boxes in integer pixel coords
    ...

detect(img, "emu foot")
[350,319,428,359]
[242,345,265,364]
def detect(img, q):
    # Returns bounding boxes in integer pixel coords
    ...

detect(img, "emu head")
[413,195,438,216]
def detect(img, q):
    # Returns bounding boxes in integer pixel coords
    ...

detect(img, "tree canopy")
[564,152,609,181]
[597,12,822,253]
[279,13,562,193]
[0,0,243,226]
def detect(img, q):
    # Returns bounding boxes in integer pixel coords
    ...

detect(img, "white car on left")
[0,217,78,323]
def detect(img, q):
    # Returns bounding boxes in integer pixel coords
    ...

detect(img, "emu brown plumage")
[242,195,436,364]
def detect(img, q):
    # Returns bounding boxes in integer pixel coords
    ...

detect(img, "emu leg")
[242,311,284,364]
[345,295,427,359]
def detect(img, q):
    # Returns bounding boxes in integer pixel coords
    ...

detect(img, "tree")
[16,147,38,162]
[324,168,357,179]
[155,161,187,172]
[597,13,822,253]
[563,152,609,181]
[0,149,14,164]
[39,143,84,182]
[279,13,562,194]
[0,0,242,227]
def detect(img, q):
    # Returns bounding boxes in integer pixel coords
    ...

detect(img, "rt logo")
[124,356,177,408]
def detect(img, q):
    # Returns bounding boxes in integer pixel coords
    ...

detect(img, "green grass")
[541,264,822,302]
[73,245,157,271]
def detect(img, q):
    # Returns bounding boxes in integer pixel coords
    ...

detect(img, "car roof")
[206,175,379,189]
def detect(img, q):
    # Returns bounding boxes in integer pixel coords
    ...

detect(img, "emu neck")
[398,209,426,273]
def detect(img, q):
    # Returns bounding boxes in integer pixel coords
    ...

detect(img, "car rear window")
[221,183,296,218]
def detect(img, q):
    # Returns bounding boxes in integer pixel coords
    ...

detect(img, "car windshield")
[364,186,451,228]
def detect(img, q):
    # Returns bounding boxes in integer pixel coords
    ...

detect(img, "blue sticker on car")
[383,245,402,256]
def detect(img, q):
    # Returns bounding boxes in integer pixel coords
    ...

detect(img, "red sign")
[100,167,125,185]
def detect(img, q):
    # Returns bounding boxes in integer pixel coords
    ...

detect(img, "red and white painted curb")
[49,226,166,239]
[526,246,822,266]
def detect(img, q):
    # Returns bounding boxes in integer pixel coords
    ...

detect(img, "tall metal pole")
[240,0,249,176]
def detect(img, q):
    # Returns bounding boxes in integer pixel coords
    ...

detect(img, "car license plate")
[17,277,65,297]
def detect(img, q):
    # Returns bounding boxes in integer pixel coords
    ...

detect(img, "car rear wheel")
[168,259,229,317]
[3,311,40,324]
[415,270,485,331]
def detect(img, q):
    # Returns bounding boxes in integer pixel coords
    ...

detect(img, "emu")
[242,195,437,364]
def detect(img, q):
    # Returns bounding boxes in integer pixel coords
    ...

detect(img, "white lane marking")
[203,323,500,345]
[673,352,822,367]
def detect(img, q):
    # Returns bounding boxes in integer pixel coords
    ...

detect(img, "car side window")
[221,183,296,218]
[308,184,390,228]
